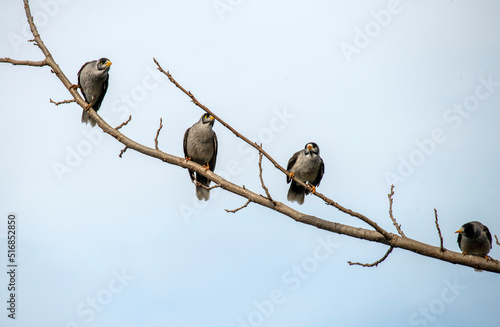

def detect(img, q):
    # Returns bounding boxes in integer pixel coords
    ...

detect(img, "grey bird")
[183,113,218,201]
[286,142,324,205]
[455,221,492,258]
[77,58,112,127]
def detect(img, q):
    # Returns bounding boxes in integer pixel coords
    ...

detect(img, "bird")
[455,221,492,258]
[77,58,112,127]
[183,113,218,201]
[286,142,324,205]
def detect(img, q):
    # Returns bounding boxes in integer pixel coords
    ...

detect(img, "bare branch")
[388,185,406,237]
[192,179,220,191]
[49,98,75,106]
[6,2,500,273]
[154,58,392,241]
[154,118,163,150]
[495,235,500,247]
[0,57,48,67]
[434,208,445,251]
[225,199,252,213]
[348,246,394,267]
[118,146,129,158]
[258,149,274,201]
[115,115,132,130]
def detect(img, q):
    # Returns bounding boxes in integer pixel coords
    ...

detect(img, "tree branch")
[258,149,274,202]
[0,57,48,67]
[118,146,129,158]
[434,208,444,251]
[115,115,132,130]
[4,0,500,273]
[388,185,405,237]
[495,235,500,247]
[49,98,75,106]
[154,118,163,150]
[225,199,252,213]
[154,58,392,241]
[348,246,394,267]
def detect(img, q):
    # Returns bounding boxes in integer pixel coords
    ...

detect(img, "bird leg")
[202,163,210,171]
[185,157,191,162]
[69,84,80,91]
[309,184,317,194]
[288,172,295,179]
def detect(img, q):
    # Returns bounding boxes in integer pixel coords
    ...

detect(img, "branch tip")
[348,246,394,268]
[434,208,445,251]
[388,185,406,237]
[119,146,129,158]
[49,98,75,106]
[115,115,132,130]
[225,199,251,213]
[154,117,163,150]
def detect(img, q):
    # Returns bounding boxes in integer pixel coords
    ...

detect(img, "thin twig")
[115,115,132,130]
[495,235,500,247]
[49,98,75,106]
[119,146,129,158]
[154,58,393,241]
[0,57,48,67]
[434,208,444,251]
[348,246,394,267]
[258,148,274,201]
[9,0,500,274]
[192,180,220,191]
[225,199,251,213]
[154,117,163,150]
[388,185,406,237]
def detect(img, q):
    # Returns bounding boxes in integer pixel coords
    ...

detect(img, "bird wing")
[286,150,300,183]
[77,61,91,102]
[485,226,493,249]
[209,132,218,172]
[457,233,462,250]
[91,72,109,111]
[183,127,195,181]
[312,158,325,187]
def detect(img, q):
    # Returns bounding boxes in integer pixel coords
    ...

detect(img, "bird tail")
[82,111,97,127]
[287,181,305,205]
[195,173,210,201]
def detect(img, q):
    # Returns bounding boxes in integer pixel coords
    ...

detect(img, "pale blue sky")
[1,1,500,326]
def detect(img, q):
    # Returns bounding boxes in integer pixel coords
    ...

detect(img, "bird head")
[304,142,319,155]
[455,222,479,238]
[97,58,112,71]
[201,113,215,126]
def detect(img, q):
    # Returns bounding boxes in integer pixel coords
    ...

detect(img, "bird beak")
[106,61,112,66]
[307,144,313,150]
[210,116,215,120]
[455,227,464,234]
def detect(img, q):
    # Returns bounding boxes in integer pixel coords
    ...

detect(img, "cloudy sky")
[1,0,500,326]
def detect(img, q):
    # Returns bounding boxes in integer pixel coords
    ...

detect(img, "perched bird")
[286,142,324,205]
[77,58,112,127]
[183,113,218,201]
[455,221,492,258]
